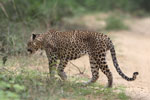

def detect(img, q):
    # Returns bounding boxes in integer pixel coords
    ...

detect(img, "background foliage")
[0,0,150,55]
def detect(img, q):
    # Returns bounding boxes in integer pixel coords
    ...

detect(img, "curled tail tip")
[130,72,139,81]
[133,72,139,76]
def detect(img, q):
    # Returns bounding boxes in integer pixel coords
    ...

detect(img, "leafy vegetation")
[0,56,130,100]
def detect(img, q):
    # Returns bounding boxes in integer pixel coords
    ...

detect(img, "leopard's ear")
[32,34,37,40]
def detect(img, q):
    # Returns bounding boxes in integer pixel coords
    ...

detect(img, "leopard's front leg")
[48,56,58,79]
[45,48,58,79]
[57,60,68,80]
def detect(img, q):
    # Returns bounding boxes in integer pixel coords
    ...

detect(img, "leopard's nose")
[27,49,32,53]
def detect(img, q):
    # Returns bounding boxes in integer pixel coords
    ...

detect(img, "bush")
[105,16,128,30]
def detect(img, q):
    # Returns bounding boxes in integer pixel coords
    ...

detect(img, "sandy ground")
[64,18,150,100]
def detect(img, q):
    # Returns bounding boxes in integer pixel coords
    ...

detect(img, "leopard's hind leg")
[99,53,113,87]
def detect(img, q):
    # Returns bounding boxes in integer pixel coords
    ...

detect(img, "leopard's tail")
[109,42,138,81]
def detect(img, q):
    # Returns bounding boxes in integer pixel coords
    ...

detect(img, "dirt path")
[110,18,150,100]
[65,18,150,100]
[110,32,150,100]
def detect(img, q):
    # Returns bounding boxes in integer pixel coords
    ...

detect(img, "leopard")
[27,30,139,87]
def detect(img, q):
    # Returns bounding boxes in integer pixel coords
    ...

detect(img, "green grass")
[0,55,130,100]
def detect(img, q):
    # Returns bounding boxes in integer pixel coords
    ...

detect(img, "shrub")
[105,16,128,30]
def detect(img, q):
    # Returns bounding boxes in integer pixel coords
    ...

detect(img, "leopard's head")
[27,33,43,54]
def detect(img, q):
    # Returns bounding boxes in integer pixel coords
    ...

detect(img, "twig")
[70,62,86,74]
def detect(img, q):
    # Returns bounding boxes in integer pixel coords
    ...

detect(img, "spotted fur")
[27,30,138,87]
